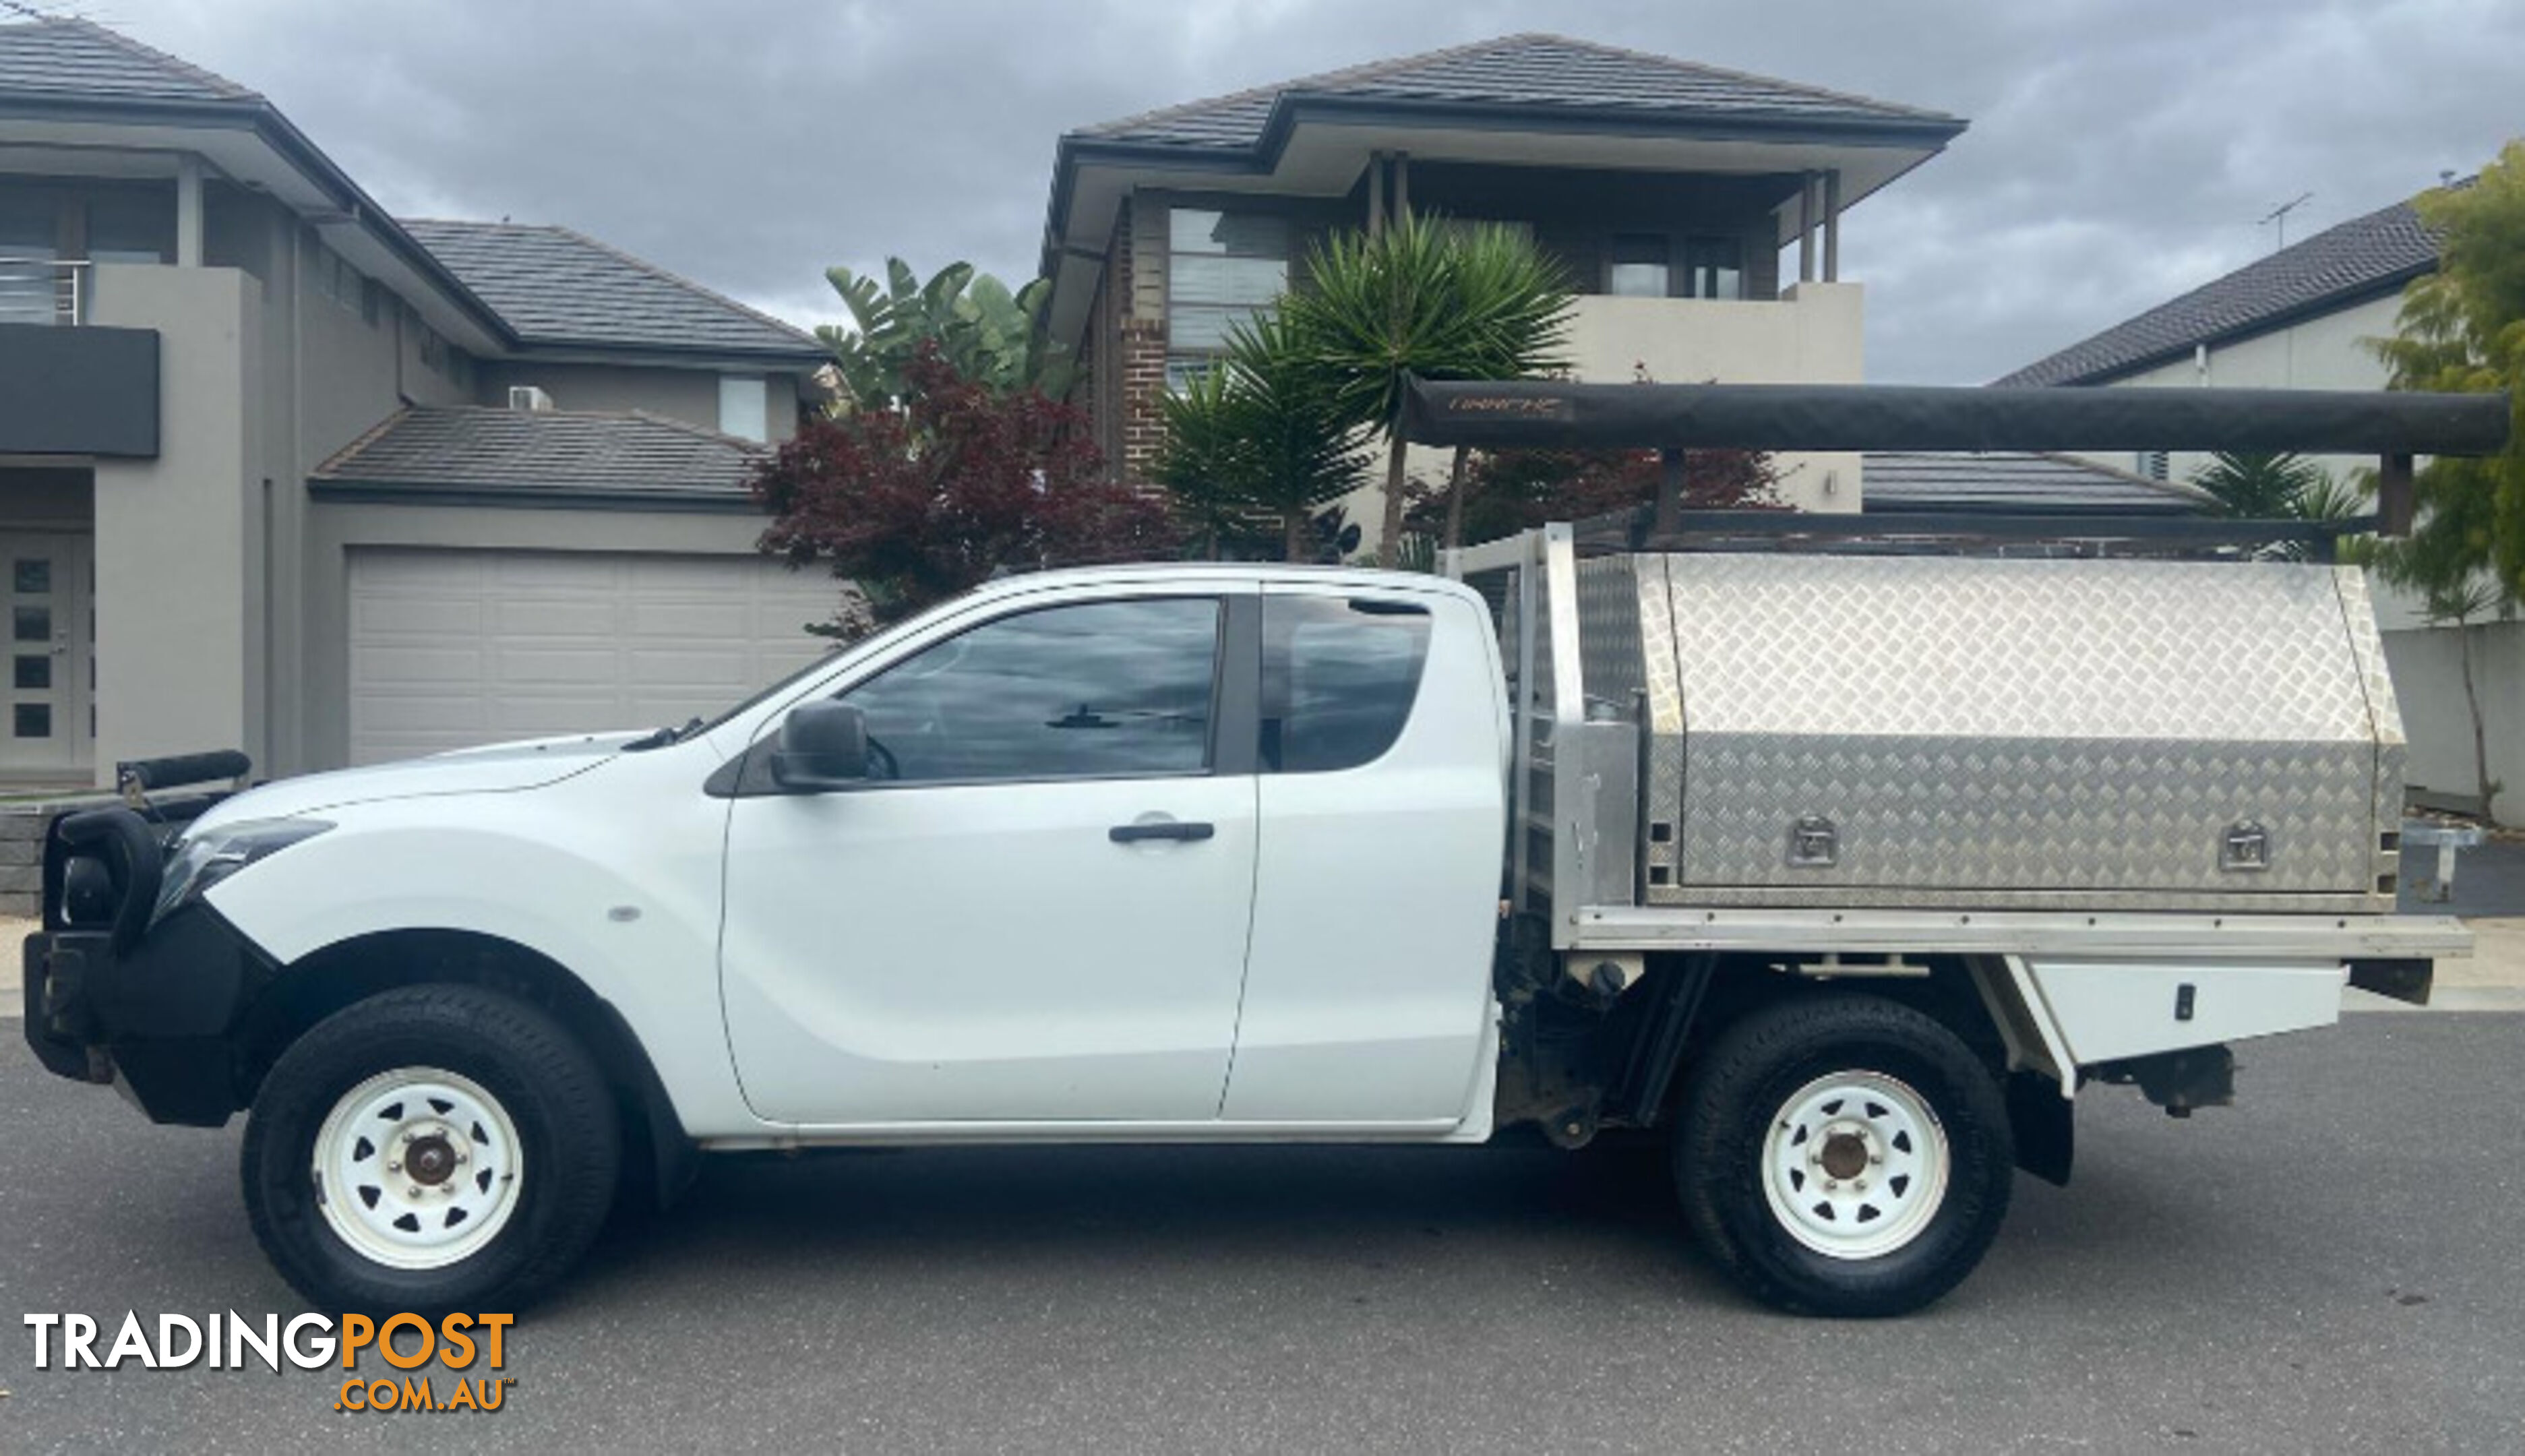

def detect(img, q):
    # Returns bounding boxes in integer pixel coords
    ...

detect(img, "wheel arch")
[1620,950,2071,1185]
[235,929,696,1208]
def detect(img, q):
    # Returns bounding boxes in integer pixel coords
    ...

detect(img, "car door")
[719,588,1258,1126]
[1221,584,1509,1124]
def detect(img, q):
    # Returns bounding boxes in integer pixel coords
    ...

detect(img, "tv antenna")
[2258,192,2314,251]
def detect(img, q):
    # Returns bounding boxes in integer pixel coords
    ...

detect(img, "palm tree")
[2188,450,2365,560]
[1279,215,1572,564]
[1155,314,1372,562]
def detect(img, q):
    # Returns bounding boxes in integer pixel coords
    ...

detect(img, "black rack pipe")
[1401,378,2512,457]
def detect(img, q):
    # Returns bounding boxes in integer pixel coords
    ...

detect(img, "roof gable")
[1079,32,1958,149]
[1997,194,2446,387]
[399,220,823,362]
[0,16,257,104]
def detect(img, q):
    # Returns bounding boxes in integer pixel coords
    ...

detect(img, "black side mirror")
[769,700,870,791]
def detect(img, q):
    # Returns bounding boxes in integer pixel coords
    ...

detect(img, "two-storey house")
[1033,33,1974,536]
[0,17,836,787]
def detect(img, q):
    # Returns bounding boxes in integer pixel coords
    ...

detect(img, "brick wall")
[1118,319,1167,483]
[1089,193,1172,485]
[0,795,111,917]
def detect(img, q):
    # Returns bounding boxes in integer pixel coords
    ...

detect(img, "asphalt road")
[3,1015,2522,1455]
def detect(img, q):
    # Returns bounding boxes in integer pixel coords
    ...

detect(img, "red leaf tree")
[1416,446,1782,545]
[752,342,1178,637]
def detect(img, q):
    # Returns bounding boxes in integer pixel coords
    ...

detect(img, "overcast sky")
[82,0,2525,383]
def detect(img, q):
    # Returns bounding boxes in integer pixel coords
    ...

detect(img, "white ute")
[22,533,2469,1317]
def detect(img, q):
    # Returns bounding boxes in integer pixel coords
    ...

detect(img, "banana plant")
[818,258,1070,407]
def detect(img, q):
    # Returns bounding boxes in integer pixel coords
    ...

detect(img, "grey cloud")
[100,0,2525,382]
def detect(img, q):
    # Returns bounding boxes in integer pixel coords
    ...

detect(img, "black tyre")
[1674,994,2013,1317]
[242,984,620,1312]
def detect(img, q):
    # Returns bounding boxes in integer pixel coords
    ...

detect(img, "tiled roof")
[1862,451,2209,514]
[1997,195,2447,387]
[400,220,824,361]
[311,406,766,508]
[0,16,258,103]
[1078,32,1959,149]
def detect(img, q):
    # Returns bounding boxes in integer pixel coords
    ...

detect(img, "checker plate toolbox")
[1459,530,2404,923]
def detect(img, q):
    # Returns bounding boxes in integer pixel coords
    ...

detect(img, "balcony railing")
[0,258,88,326]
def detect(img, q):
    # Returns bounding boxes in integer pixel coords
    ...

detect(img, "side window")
[841,597,1221,785]
[1260,597,1432,774]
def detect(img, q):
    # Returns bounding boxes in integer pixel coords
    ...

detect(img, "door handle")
[1109,820,1215,844]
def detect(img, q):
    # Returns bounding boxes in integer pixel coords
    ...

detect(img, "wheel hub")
[311,1067,524,1272]
[405,1133,459,1186]
[1760,1070,1951,1261]
[1817,1129,1870,1181]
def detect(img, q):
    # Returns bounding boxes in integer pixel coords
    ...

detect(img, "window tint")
[1608,234,1670,298]
[842,598,1221,784]
[1684,237,1743,300]
[1261,597,1432,773]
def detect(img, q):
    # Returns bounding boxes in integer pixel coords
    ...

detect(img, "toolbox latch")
[1787,814,1839,869]
[2220,820,2272,872]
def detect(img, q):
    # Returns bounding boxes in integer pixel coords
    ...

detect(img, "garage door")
[348,548,842,765]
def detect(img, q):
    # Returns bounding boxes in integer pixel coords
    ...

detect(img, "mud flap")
[2007,1069,2073,1186]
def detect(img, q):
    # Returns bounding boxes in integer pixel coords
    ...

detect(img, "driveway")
[3,1015,2524,1453]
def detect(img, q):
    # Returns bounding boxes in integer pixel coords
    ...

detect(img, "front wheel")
[242,984,620,1312]
[1674,994,2013,1317]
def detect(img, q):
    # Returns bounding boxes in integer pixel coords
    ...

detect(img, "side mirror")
[769,700,870,791]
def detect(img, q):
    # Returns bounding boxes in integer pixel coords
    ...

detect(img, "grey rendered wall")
[86,262,266,779]
[298,501,781,770]
[201,187,476,778]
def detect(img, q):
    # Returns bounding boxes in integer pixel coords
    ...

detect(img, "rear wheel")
[1675,994,2013,1317]
[243,984,619,1312]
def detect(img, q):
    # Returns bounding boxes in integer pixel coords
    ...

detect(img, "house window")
[719,375,768,442]
[86,191,169,265]
[309,243,361,311]
[1684,238,1744,301]
[1607,235,1670,298]
[0,195,59,326]
[417,320,456,379]
[1166,208,1288,390]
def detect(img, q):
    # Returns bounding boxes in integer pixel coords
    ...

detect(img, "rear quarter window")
[1260,596,1433,773]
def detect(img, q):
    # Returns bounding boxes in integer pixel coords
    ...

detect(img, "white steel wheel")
[1759,1069,1951,1261]
[313,1066,524,1271]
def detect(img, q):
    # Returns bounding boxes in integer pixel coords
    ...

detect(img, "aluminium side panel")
[1649,554,2388,913]
[2332,566,2407,895]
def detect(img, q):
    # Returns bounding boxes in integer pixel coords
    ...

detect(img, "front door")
[720,591,1258,1126]
[0,534,92,775]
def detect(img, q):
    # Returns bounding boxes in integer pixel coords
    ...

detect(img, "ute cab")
[25,566,1515,1310]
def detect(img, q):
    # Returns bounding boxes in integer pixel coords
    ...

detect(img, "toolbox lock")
[2220,820,2272,872]
[1787,814,1839,869]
